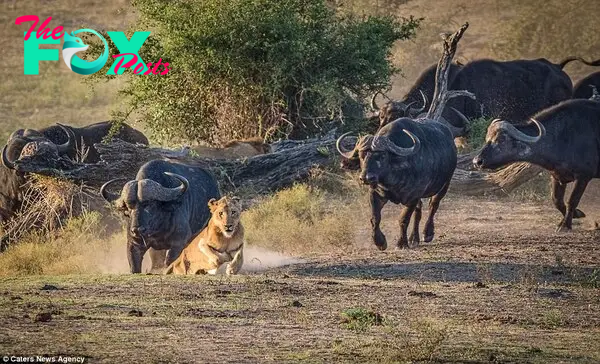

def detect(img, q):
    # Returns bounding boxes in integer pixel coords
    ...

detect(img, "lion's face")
[208,196,242,238]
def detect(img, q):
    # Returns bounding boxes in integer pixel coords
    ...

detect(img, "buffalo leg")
[551,177,585,219]
[127,241,148,274]
[397,200,419,249]
[408,199,423,246]
[557,178,590,232]
[165,230,191,266]
[423,182,450,243]
[370,191,388,251]
[148,249,167,273]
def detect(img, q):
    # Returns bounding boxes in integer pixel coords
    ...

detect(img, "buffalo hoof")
[556,223,572,233]
[409,233,420,246]
[375,242,387,251]
[423,223,434,243]
[574,209,586,219]
[373,230,387,251]
[396,237,410,249]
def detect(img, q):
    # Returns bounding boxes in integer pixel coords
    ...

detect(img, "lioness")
[191,137,270,160]
[165,196,244,275]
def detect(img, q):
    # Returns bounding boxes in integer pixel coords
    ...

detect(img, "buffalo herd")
[1,55,600,273]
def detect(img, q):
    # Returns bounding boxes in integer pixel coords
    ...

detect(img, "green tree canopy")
[89,0,420,144]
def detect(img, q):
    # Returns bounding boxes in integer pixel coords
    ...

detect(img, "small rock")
[291,300,303,308]
[40,284,60,291]
[128,309,143,317]
[34,312,52,322]
[407,290,437,298]
[473,282,487,289]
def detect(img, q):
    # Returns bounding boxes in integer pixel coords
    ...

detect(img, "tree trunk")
[10,136,543,197]
[426,23,476,121]
[11,136,338,194]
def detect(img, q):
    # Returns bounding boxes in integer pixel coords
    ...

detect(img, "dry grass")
[242,184,363,256]
[0,212,127,276]
[1,175,108,244]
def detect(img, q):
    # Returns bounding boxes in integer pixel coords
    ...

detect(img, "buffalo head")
[337,128,421,186]
[100,172,189,239]
[1,124,73,170]
[371,90,428,128]
[473,118,545,170]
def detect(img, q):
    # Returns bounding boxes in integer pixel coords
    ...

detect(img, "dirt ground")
[1,195,599,363]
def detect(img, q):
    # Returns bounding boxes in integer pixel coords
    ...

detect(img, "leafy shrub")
[87,0,420,144]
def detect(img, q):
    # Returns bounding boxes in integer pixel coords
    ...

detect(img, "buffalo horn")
[501,118,545,143]
[409,90,428,116]
[8,129,25,141]
[55,123,75,155]
[1,146,15,170]
[100,178,128,203]
[336,132,357,159]
[370,92,381,111]
[138,172,189,202]
[372,130,421,156]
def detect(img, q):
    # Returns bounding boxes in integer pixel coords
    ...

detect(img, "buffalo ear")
[208,198,218,212]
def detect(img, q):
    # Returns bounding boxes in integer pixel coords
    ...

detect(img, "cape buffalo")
[473,99,600,231]
[0,121,148,224]
[375,57,600,138]
[442,57,600,134]
[573,71,600,99]
[371,62,463,129]
[101,160,221,273]
[337,118,456,249]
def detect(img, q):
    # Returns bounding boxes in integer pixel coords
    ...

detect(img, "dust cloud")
[94,241,303,275]
[241,245,305,273]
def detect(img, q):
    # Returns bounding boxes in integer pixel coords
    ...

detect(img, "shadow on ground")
[283,261,598,285]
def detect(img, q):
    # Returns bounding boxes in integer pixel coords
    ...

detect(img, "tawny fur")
[192,137,270,159]
[165,196,244,275]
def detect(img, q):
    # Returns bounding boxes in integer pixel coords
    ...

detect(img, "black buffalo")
[473,99,600,231]
[371,62,465,132]
[101,160,221,273]
[0,121,149,224]
[443,57,600,134]
[375,57,600,138]
[573,71,600,99]
[337,118,456,249]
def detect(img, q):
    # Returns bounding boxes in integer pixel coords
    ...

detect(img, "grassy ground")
[1,192,599,363]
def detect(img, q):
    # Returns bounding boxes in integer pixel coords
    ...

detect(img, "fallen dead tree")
[9,134,544,196]
[1,134,544,248]
[9,135,338,194]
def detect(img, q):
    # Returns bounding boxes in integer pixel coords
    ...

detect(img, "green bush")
[88,0,420,144]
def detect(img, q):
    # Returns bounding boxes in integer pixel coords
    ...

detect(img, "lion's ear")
[208,198,218,212]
